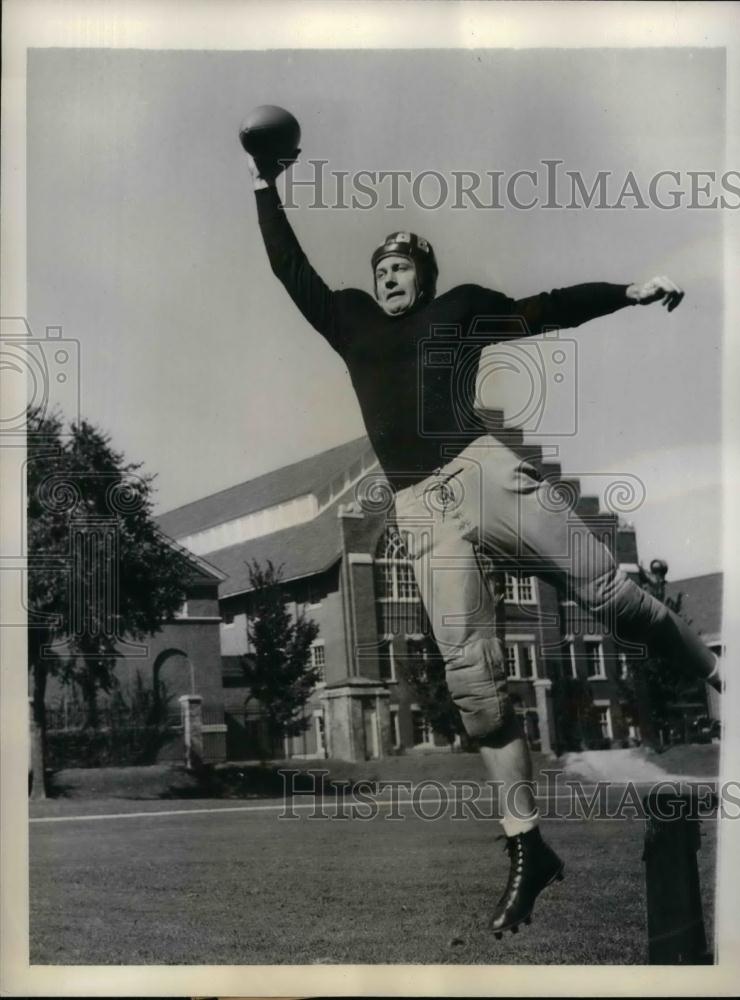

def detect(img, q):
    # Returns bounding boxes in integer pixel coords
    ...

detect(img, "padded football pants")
[392,436,716,739]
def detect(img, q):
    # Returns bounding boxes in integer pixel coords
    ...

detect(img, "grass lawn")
[36,742,719,815]
[29,797,718,965]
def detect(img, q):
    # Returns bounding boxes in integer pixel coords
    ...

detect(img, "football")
[238,105,301,160]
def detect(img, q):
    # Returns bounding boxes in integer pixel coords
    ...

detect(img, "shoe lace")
[495,835,525,906]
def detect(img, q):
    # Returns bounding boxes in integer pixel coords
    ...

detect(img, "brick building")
[666,572,723,725]
[41,544,228,763]
[158,426,658,761]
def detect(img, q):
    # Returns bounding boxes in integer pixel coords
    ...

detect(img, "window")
[618,651,629,680]
[314,711,326,757]
[310,641,326,684]
[222,608,234,626]
[397,562,417,600]
[585,640,606,679]
[390,707,401,749]
[173,599,188,619]
[596,705,613,740]
[411,707,433,746]
[504,573,536,605]
[566,639,578,679]
[506,641,537,679]
[519,644,537,680]
[378,637,396,682]
[376,528,418,602]
[517,576,534,602]
[375,527,425,636]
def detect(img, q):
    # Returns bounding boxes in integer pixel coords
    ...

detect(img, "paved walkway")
[559,748,709,783]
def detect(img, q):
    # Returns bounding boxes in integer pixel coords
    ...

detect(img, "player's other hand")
[244,149,301,190]
[626,276,685,312]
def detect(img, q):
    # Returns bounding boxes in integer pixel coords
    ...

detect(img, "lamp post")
[632,558,670,750]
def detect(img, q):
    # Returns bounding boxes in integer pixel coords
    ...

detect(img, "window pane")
[504,574,517,601]
[379,563,394,599]
[518,576,534,602]
[585,642,603,677]
[390,709,401,748]
[311,643,326,682]
[505,644,518,678]
[397,563,417,600]
[411,710,426,745]
[379,640,394,681]
[520,645,535,679]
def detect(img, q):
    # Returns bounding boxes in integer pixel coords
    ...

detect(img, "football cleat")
[490,827,564,937]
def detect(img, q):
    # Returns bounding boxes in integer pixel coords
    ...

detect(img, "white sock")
[501,810,539,838]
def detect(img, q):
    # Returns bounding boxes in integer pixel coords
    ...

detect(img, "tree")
[242,560,320,756]
[551,674,595,752]
[400,637,469,749]
[27,408,193,796]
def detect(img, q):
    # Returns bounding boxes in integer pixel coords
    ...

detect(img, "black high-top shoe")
[490,827,564,938]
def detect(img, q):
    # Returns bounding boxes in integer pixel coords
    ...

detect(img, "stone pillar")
[533,679,556,756]
[179,694,203,771]
[321,678,391,761]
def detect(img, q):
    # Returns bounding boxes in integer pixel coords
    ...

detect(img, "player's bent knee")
[573,566,669,634]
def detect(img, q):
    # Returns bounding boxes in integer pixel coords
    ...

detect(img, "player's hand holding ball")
[239,105,301,189]
[626,275,685,312]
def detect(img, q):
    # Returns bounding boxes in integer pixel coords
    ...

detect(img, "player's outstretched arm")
[246,149,339,343]
[511,274,684,335]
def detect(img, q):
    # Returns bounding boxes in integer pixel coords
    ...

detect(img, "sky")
[27,46,724,579]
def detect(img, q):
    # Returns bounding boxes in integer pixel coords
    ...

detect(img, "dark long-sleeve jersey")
[256,185,633,489]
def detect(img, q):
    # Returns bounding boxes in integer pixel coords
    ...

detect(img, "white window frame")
[518,643,538,681]
[505,635,538,680]
[410,703,434,746]
[389,707,401,749]
[313,709,326,757]
[504,573,537,605]
[618,651,629,680]
[584,638,607,680]
[379,635,397,683]
[376,528,421,605]
[565,637,578,679]
[310,639,326,686]
[594,700,613,739]
[505,642,519,679]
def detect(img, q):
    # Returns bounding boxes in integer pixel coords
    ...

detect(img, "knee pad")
[443,634,512,739]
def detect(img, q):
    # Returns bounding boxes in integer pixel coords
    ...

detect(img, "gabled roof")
[665,572,723,642]
[207,501,344,598]
[157,435,372,540]
[159,531,227,584]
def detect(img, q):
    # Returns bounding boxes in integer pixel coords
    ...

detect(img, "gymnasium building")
[155,420,718,762]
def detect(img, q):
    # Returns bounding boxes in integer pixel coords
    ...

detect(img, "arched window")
[376,527,417,602]
[374,526,426,636]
